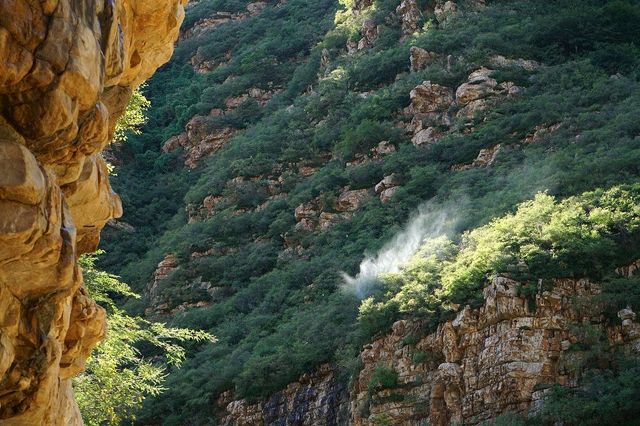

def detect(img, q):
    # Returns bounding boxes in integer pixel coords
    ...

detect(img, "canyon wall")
[0,0,186,423]
[219,276,640,425]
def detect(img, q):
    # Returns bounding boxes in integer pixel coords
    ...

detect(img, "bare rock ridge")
[0,0,186,424]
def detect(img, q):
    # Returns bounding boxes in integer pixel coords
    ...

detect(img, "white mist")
[342,200,461,299]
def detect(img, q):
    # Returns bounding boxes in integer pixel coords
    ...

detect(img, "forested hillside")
[100,0,640,424]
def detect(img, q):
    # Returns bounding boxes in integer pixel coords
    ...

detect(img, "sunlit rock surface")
[0,0,185,423]
[219,276,640,425]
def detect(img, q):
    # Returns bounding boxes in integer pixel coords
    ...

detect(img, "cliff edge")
[0,0,186,423]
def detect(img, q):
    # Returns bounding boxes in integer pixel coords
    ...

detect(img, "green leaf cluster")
[73,252,214,426]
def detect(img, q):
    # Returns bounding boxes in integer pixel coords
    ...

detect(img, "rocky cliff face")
[217,364,349,426]
[0,0,185,423]
[218,275,640,425]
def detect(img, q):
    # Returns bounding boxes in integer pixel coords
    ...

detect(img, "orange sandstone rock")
[0,0,186,423]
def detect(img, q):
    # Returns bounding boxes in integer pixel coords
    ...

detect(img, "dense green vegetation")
[367,366,399,393]
[100,0,640,423]
[74,253,213,425]
[359,186,640,335]
[533,356,640,425]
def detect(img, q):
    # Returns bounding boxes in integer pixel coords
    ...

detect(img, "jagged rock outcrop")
[396,0,423,36]
[345,141,396,167]
[489,54,540,71]
[350,277,639,425]
[162,115,236,169]
[291,187,371,233]
[409,47,437,72]
[220,274,640,425]
[455,68,522,119]
[434,1,458,23]
[524,123,562,144]
[182,2,266,41]
[451,144,502,171]
[357,19,379,50]
[218,364,349,426]
[375,174,401,203]
[336,188,371,212]
[404,81,453,145]
[225,87,280,110]
[151,254,179,292]
[455,67,499,106]
[163,86,283,168]
[412,126,444,146]
[0,0,186,423]
[410,81,454,114]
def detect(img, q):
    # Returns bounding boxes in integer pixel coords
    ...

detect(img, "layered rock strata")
[218,364,349,426]
[351,277,603,425]
[0,0,186,423]
[219,276,640,425]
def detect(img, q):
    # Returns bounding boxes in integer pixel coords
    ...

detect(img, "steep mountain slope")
[101,0,640,424]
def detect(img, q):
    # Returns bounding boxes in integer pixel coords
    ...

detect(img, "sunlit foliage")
[73,252,214,425]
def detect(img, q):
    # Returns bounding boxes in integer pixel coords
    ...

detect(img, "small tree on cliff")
[73,252,214,426]
[114,87,151,142]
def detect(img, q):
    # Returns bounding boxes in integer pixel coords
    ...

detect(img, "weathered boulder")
[225,88,279,110]
[410,81,454,114]
[185,128,236,169]
[410,47,438,72]
[412,127,444,146]
[294,218,316,233]
[380,186,400,203]
[318,212,351,230]
[455,67,498,106]
[434,1,458,23]
[396,0,423,35]
[294,201,320,222]
[455,98,490,119]
[336,188,371,212]
[489,55,541,72]
[375,174,401,194]
[162,115,236,169]
[455,70,522,120]
[372,140,396,155]
[247,2,268,16]
[357,19,378,50]
[523,123,562,144]
[0,0,185,422]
